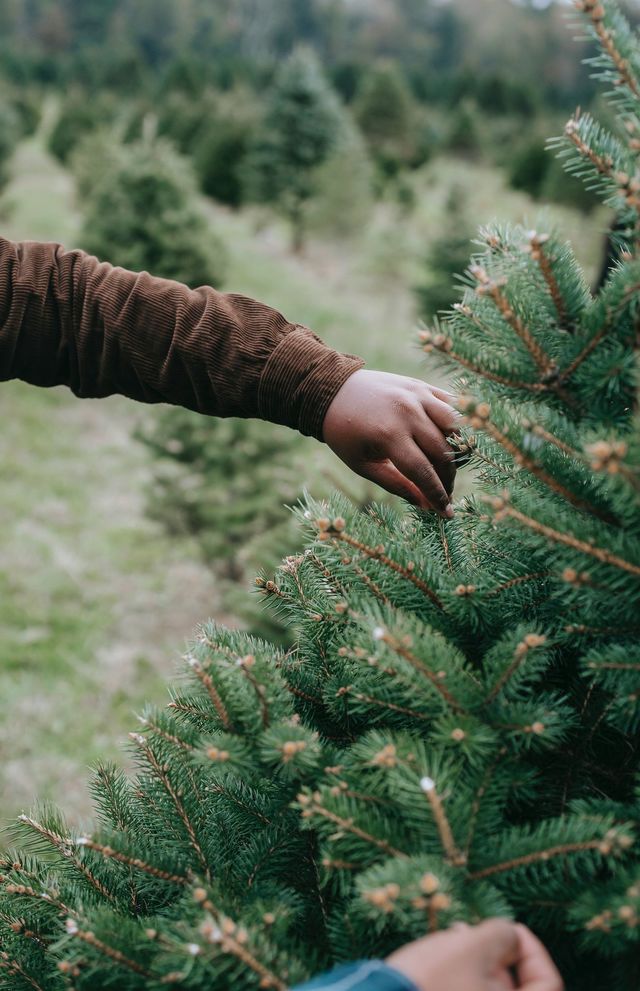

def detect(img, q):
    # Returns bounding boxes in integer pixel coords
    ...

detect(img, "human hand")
[322,370,459,517]
[385,920,563,991]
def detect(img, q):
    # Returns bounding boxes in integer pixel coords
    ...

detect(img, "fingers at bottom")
[357,460,435,510]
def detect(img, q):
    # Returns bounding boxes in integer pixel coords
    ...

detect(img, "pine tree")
[0,99,19,196]
[415,184,474,320]
[243,49,344,252]
[137,408,306,643]
[354,62,416,177]
[76,134,227,289]
[1,3,640,990]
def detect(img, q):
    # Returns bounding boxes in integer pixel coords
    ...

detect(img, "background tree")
[75,134,226,288]
[137,408,306,643]
[354,62,417,178]
[0,5,639,991]
[0,100,19,196]
[243,48,344,251]
[415,184,474,319]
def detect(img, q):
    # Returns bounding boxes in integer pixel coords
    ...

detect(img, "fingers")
[412,420,456,496]
[357,459,435,510]
[421,390,461,437]
[429,385,456,405]
[391,439,453,517]
[514,925,564,991]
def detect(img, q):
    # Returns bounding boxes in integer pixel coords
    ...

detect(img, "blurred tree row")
[0,0,609,108]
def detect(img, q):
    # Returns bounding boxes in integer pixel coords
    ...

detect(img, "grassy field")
[0,125,609,830]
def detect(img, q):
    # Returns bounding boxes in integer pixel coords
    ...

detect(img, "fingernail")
[443,504,454,519]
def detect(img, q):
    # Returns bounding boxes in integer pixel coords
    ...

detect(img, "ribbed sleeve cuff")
[257,326,364,440]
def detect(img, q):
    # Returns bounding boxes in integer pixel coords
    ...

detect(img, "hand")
[322,370,459,517]
[386,920,563,991]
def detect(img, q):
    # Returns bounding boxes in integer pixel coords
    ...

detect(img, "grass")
[0,122,609,830]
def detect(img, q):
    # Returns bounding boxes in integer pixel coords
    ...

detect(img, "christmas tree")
[1,2,639,989]
[243,48,345,252]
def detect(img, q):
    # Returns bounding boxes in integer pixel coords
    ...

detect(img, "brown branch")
[558,323,608,384]
[324,528,443,609]
[580,0,640,98]
[495,503,640,577]
[484,634,547,705]
[17,816,116,905]
[351,561,392,605]
[0,880,76,920]
[0,952,47,991]
[219,932,287,991]
[286,684,324,706]
[564,115,615,178]
[336,685,430,723]
[67,923,154,979]
[379,632,464,713]
[141,718,196,752]
[421,777,466,866]
[440,523,454,573]
[481,418,615,523]
[130,736,210,878]
[486,572,551,597]
[186,656,234,732]
[471,265,556,375]
[75,838,187,885]
[566,623,640,636]
[301,800,407,858]
[422,336,550,393]
[469,840,606,880]
[529,233,568,326]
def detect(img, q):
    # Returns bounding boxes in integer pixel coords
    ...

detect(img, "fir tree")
[353,63,417,178]
[415,184,474,320]
[137,408,306,643]
[244,49,344,252]
[1,3,640,991]
[76,134,227,289]
[0,99,19,196]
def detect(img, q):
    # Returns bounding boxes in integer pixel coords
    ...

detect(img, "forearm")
[0,236,363,438]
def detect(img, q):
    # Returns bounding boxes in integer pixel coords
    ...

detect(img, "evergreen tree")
[1,4,640,991]
[243,49,344,252]
[415,185,474,319]
[0,99,19,195]
[75,135,226,289]
[137,408,306,643]
[354,62,416,177]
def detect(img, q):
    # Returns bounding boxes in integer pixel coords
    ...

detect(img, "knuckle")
[391,396,420,419]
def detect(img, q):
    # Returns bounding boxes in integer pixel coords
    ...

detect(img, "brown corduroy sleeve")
[0,237,364,439]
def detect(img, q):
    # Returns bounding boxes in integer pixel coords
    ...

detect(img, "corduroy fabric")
[0,237,364,439]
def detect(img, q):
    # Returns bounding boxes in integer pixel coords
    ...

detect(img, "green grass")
[0,123,610,830]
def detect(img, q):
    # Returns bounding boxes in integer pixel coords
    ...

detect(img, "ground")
[0,124,608,829]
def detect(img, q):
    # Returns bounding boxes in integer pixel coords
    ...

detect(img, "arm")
[0,236,362,440]
[0,236,458,512]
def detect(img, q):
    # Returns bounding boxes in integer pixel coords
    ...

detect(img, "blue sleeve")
[292,959,419,991]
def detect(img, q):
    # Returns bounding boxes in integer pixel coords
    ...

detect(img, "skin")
[386,921,564,991]
[322,369,459,517]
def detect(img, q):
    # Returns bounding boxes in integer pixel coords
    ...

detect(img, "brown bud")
[420,873,440,894]
[431,893,451,910]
